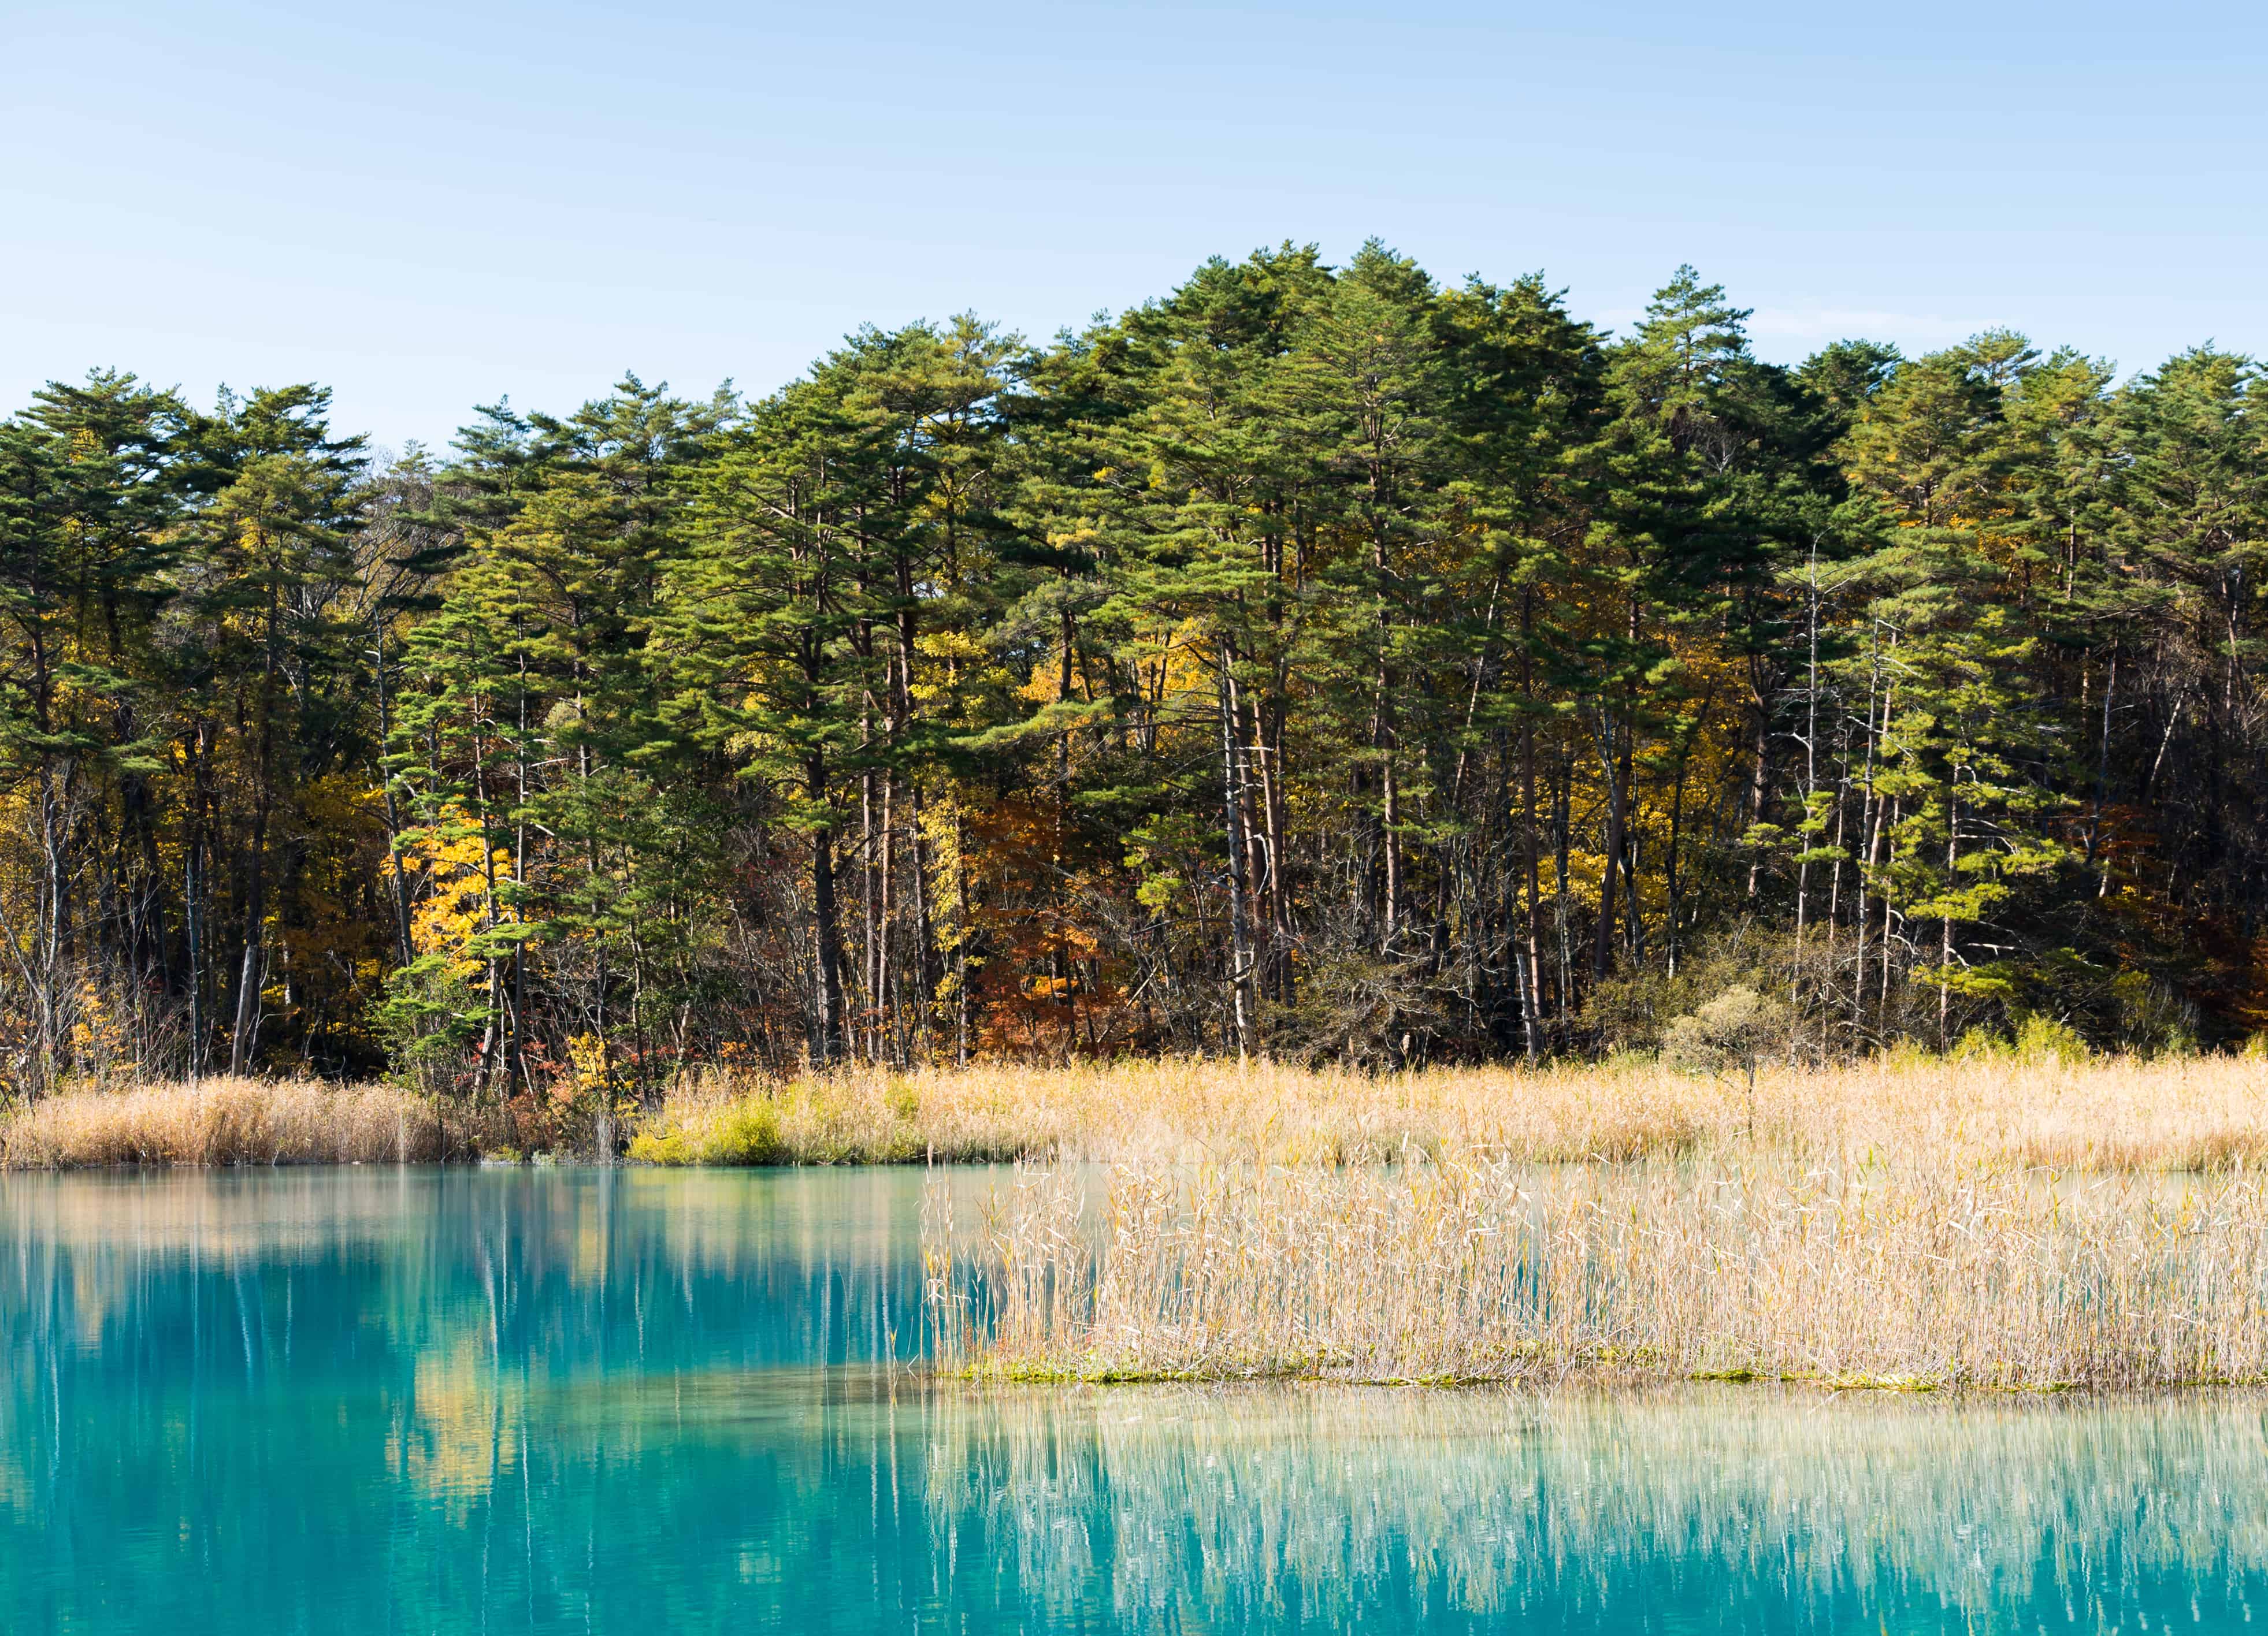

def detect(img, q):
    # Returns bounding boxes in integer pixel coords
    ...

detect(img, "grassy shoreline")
[10,1055,2268,1391]
[4,1051,2266,1172]
[0,1077,478,1168]
[2,1051,2265,1173]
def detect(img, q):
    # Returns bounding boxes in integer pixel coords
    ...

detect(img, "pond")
[3,1166,2265,1633]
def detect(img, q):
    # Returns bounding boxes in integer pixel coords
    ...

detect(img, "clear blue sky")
[6,1,2263,453]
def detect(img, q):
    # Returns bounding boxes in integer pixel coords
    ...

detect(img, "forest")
[2,243,2263,1111]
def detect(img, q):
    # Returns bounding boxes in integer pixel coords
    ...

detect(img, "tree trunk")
[1593,712,1627,982]
[1219,637,1252,1057]
[229,611,280,1077]
[811,809,846,1068]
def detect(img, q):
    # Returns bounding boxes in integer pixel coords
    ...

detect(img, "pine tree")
[175,385,368,1073]
[665,366,879,1065]
[1841,340,2080,1040]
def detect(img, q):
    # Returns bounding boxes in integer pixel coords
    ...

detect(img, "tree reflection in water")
[3,1168,2263,1633]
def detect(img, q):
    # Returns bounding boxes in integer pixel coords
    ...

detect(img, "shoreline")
[8,1051,2265,1173]
[15,1062,2268,1395]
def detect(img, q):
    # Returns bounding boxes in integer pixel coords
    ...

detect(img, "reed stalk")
[927,1146,2268,1389]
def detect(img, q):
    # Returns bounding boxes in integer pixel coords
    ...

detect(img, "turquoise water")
[5,1167,2266,1633]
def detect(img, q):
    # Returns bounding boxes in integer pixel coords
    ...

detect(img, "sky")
[5,0,2264,455]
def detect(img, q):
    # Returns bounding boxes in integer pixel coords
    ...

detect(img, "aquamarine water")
[4,1167,2265,1633]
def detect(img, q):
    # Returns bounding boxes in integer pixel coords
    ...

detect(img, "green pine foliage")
[1,247,2265,1101]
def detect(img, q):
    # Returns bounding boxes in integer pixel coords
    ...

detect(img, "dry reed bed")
[5,1051,2263,1174]
[646,1052,2268,1172]
[925,1147,2268,1389]
[0,1077,473,1168]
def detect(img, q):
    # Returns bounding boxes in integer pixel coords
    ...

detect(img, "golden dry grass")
[928,1151,2268,1389]
[901,1051,2268,1390]
[641,1050,2268,1172]
[10,1049,2265,1172]
[0,1077,479,1168]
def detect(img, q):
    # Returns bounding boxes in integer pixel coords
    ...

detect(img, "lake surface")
[4,1166,2266,1633]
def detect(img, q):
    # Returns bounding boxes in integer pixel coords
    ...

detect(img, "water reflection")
[930,1385,2268,1631]
[3,1167,2266,1633]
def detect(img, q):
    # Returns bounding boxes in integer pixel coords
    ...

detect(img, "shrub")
[1665,986,1794,1137]
[628,1095,784,1165]
[2013,1012,2090,1064]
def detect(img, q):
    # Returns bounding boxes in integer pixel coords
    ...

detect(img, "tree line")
[2,243,2262,1109]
